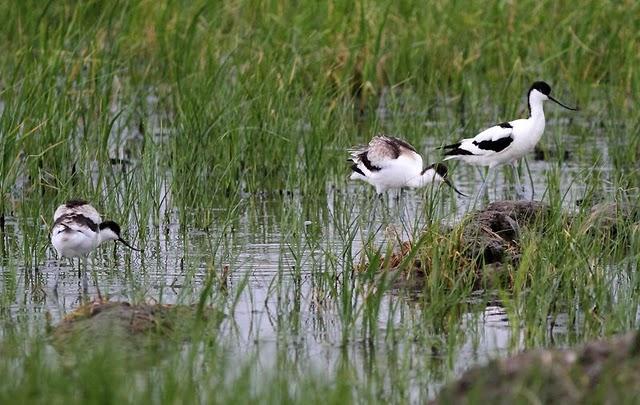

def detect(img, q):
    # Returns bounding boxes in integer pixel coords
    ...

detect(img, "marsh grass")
[0,0,639,403]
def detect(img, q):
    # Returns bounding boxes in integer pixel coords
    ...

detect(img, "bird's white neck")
[98,228,119,245]
[528,92,546,121]
[523,92,548,147]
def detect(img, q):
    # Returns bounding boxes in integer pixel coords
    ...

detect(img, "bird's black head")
[65,199,89,208]
[426,163,467,197]
[430,162,449,179]
[99,220,143,252]
[529,81,552,96]
[528,81,578,111]
[99,220,121,236]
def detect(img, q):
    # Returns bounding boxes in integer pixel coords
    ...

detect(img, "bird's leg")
[92,270,102,302]
[367,193,381,231]
[395,188,403,203]
[53,258,61,298]
[87,256,103,302]
[375,193,389,235]
[511,161,525,200]
[361,193,385,247]
[81,257,89,298]
[399,188,412,236]
[523,157,534,200]
[52,258,67,316]
[399,189,411,239]
[473,167,492,208]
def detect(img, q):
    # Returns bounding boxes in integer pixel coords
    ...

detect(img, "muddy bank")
[49,301,223,357]
[432,332,640,404]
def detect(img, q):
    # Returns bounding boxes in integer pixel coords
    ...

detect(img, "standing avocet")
[440,81,577,200]
[348,135,465,195]
[51,199,141,258]
[51,199,141,292]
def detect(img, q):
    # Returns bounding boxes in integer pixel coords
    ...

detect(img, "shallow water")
[0,192,591,386]
[0,107,624,399]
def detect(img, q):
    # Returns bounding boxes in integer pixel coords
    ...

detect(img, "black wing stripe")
[350,164,365,176]
[438,142,461,150]
[53,214,99,232]
[498,122,513,128]
[472,136,513,152]
[387,137,417,154]
[56,224,71,234]
[360,153,381,172]
[444,148,474,156]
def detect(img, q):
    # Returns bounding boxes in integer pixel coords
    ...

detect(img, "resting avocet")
[440,81,577,200]
[348,135,465,196]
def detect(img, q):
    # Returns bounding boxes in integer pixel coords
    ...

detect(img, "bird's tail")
[437,142,474,159]
[436,142,461,150]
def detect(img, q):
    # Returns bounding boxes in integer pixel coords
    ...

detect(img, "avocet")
[51,199,141,259]
[349,135,465,196]
[440,81,577,200]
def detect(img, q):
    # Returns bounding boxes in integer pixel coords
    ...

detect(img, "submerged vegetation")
[0,0,639,403]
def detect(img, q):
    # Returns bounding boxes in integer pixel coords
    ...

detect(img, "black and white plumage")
[441,121,516,165]
[348,135,465,196]
[440,81,577,198]
[51,199,141,258]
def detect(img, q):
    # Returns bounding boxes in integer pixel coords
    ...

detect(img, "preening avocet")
[348,135,465,196]
[440,81,577,200]
[51,199,141,259]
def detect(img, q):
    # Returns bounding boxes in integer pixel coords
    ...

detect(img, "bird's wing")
[53,214,99,236]
[349,135,422,174]
[443,122,514,157]
[347,142,379,174]
[54,201,102,224]
[381,136,417,154]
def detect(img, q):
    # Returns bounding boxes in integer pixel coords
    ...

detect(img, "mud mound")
[50,301,223,357]
[371,200,638,290]
[460,200,549,265]
[432,332,640,404]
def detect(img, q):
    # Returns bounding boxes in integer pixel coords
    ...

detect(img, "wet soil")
[432,332,640,404]
[49,300,223,358]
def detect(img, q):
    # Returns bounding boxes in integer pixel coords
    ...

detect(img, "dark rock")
[372,200,637,290]
[371,201,551,288]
